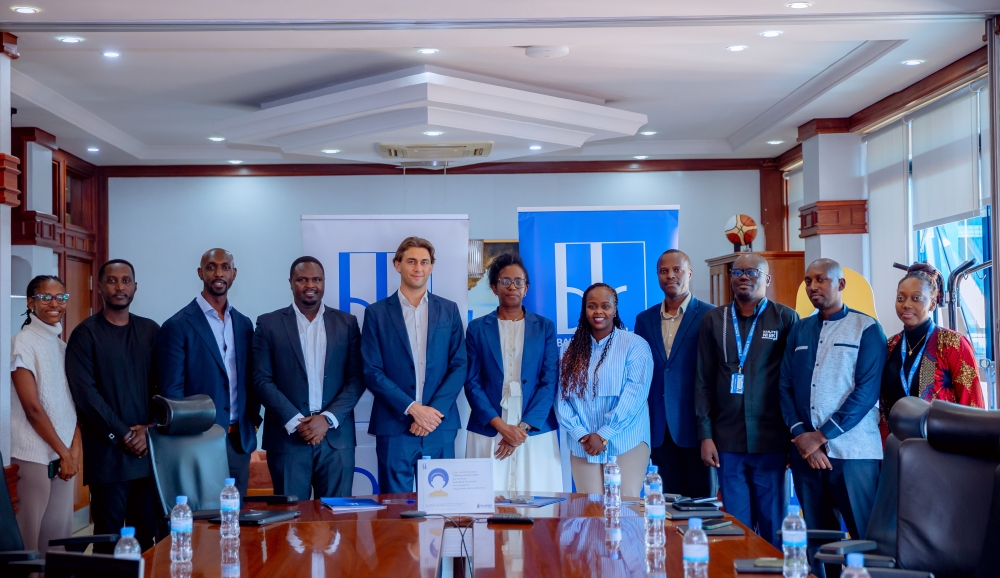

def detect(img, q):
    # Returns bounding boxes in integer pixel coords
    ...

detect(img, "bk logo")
[553,242,647,337]
[337,252,433,323]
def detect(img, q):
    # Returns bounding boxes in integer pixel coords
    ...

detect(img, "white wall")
[109,170,762,324]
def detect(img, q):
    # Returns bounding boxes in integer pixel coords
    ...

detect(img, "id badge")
[730,373,745,395]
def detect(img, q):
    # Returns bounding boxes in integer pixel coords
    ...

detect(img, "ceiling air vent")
[378,142,493,160]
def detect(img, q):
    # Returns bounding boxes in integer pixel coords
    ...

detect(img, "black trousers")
[89,476,162,553]
[649,424,715,499]
[226,426,252,503]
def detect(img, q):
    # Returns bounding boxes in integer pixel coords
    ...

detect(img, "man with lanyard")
[695,253,799,546]
[779,259,885,574]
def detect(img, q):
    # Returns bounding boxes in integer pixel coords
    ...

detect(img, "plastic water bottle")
[220,477,241,538]
[603,455,622,510]
[682,517,709,578]
[646,546,666,578]
[113,526,141,560]
[782,505,809,578]
[221,537,241,578]
[644,480,666,547]
[170,561,193,578]
[604,509,622,559]
[842,553,871,578]
[170,495,193,562]
[643,462,662,499]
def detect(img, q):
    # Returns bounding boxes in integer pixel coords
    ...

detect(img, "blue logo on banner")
[337,252,432,319]
[518,208,679,344]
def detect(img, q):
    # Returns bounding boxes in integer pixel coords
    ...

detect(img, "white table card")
[416,458,495,515]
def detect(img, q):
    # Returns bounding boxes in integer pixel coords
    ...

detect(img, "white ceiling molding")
[216,66,647,166]
[727,39,904,150]
[567,139,734,157]
[10,68,145,157]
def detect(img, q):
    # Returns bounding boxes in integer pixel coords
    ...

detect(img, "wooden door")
[63,256,92,514]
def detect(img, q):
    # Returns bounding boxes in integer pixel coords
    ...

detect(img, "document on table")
[417,458,495,515]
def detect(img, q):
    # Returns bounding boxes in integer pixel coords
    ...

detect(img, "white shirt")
[399,289,429,415]
[195,294,238,423]
[498,317,525,425]
[283,303,338,434]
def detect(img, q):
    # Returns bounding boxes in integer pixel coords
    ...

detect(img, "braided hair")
[900,262,942,306]
[559,283,626,400]
[22,275,65,329]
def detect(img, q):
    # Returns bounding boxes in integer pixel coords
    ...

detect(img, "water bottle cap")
[609,455,617,463]
[176,495,188,505]
[688,517,702,529]
[846,553,863,567]
[421,455,431,460]
[224,478,235,486]
[787,505,800,517]
[120,527,135,537]
[650,465,658,473]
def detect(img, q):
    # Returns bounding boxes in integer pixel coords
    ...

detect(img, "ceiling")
[0,1,994,166]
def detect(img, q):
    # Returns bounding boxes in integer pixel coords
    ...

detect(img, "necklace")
[499,309,525,322]
[906,333,927,356]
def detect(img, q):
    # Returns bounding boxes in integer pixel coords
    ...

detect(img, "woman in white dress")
[464,253,563,493]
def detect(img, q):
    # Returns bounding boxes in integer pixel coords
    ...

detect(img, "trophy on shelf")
[724,214,758,252]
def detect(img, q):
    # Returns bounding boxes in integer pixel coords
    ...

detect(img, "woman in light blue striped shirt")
[557,283,654,497]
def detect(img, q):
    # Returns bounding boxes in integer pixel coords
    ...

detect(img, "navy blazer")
[252,305,365,453]
[464,309,559,437]
[361,291,467,437]
[633,296,710,449]
[157,299,260,453]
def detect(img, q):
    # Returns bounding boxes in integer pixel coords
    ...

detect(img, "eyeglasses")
[730,268,763,279]
[497,278,527,288]
[34,293,70,304]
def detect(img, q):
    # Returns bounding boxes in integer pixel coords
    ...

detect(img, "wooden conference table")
[141,492,786,577]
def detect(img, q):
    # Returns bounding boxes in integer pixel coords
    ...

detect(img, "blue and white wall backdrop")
[519,206,679,345]
[302,215,470,495]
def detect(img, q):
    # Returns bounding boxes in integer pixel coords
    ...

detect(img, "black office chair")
[147,394,295,518]
[44,551,143,578]
[0,450,119,577]
[818,399,1000,578]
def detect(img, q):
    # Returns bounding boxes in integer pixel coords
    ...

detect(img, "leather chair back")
[147,395,230,513]
[45,552,142,578]
[0,450,26,552]
[866,397,931,558]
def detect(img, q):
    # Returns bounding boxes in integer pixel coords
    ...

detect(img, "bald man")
[157,249,261,498]
[695,253,799,547]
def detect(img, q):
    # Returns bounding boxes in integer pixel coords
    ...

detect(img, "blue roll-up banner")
[518,206,680,346]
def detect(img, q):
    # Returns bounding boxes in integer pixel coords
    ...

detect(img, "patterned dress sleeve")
[947,332,985,408]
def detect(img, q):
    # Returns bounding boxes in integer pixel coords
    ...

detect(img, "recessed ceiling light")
[634,155,649,160]
[787,2,812,8]
[103,51,120,58]
[767,140,784,145]
[87,147,99,152]
[417,48,439,55]
[11,6,39,14]
[902,60,925,66]
[727,45,748,52]
[529,145,542,150]
[57,36,84,44]
[321,149,341,154]
[207,136,225,142]
[227,160,243,165]
[760,31,783,38]
[423,131,443,136]
[640,131,657,136]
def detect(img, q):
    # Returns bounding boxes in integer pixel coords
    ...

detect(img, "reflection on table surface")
[142,518,444,578]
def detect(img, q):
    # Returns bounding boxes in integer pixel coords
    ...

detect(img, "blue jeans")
[719,451,786,547]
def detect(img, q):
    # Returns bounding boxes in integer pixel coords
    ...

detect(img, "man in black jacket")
[66,259,161,551]
[253,257,365,498]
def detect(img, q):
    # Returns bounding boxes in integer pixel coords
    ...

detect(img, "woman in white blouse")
[464,253,563,493]
[10,275,81,554]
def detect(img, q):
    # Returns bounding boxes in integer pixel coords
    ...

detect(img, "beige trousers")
[13,457,74,554]
[570,442,651,499]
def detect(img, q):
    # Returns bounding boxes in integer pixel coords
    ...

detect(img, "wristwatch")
[517,421,532,432]
[324,414,334,427]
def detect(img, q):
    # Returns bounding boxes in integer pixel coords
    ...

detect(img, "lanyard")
[899,323,933,397]
[730,298,768,374]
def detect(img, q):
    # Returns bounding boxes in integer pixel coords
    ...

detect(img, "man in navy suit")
[362,237,467,494]
[158,248,261,499]
[633,249,713,498]
[253,257,365,498]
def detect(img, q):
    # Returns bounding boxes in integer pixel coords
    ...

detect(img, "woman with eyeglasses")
[10,275,82,554]
[465,253,563,493]
[557,282,654,498]
[880,263,984,426]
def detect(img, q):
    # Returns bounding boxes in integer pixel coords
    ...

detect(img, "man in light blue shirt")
[779,258,886,549]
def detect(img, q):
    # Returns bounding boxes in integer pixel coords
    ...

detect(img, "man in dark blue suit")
[362,237,467,494]
[633,249,713,498]
[253,257,365,498]
[158,248,261,499]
